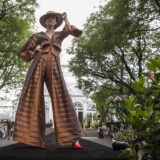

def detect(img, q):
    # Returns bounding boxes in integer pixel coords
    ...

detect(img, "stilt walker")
[13,11,83,149]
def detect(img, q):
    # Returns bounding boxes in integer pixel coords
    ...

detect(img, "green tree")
[0,0,38,90]
[91,84,125,123]
[67,0,160,121]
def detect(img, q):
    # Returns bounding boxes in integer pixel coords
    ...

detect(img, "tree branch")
[115,47,136,81]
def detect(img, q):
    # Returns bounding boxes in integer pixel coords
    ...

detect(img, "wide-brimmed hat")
[39,11,63,29]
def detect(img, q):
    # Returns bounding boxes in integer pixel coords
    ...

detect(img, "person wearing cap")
[13,11,83,149]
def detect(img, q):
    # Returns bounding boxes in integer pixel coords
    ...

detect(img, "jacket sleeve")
[60,23,83,41]
[17,33,39,62]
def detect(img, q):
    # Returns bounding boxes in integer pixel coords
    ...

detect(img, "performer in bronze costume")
[13,11,83,149]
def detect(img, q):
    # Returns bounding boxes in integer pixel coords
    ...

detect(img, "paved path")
[81,137,112,148]
[0,137,17,148]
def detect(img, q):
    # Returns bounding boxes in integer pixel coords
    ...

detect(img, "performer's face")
[45,15,57,29]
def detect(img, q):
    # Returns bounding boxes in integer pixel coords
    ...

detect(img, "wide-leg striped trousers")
[13,52,83,146]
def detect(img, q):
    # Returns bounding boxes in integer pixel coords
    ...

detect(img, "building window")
[73,102,83,110]
[73,102,83,124]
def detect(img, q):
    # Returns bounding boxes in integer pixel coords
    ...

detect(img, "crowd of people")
[0,120,14,140]
[97,123,118,139]
[97,123,152,159]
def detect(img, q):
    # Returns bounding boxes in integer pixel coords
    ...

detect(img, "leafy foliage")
[0,0,38,90]
[67,0,160,122]
[121,57,160,159]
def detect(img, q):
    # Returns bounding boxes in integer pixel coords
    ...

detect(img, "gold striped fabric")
[13,53,83,146]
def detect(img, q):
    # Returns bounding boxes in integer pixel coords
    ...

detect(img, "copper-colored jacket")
[17,24,82,85]
[18,24,82,62]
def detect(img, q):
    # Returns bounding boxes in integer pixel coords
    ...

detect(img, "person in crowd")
[110,125,116,138]
[104,126,110,137]
[0,123,6,138]
[11,122,14,137]
[113,125,118,132]
[120,123,124,132]
[4,123,7,137]
[7,120,13,140]
[97,126,104,138]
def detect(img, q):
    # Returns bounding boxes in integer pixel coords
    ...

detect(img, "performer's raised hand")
[61,12,67,20]
[61,12,71,30]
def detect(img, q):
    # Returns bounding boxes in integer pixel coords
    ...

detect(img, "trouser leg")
[13,56,46,146]
[45,54,83,146]
[30,57,46,146]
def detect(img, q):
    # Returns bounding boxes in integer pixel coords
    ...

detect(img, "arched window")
[74,102,83,111]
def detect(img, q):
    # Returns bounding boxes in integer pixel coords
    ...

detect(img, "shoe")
[72,143,83,149]
[37,145,46,149]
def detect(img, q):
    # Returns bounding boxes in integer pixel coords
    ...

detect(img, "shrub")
[120,57,160,160]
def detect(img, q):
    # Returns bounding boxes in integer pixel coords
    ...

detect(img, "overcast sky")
[34,0,105,64]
